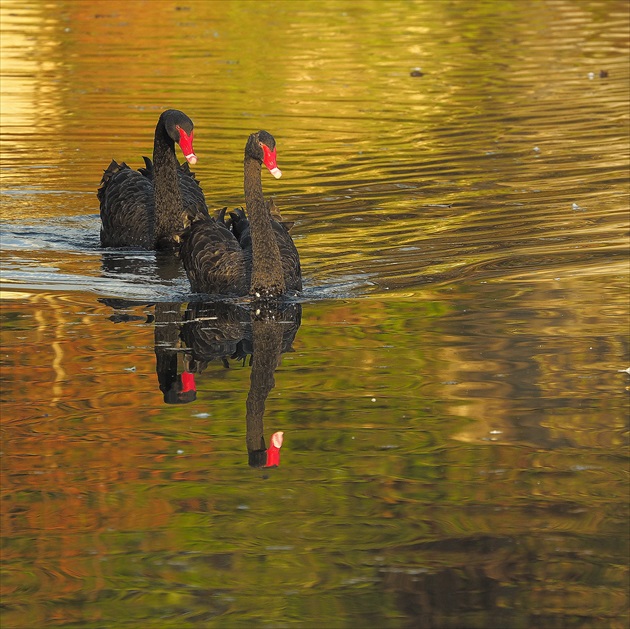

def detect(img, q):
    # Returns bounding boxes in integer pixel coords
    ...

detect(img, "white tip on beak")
[269,167,282,179]
[185,153,197,165]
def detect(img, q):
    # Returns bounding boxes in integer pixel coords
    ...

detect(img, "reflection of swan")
[101,299,195,404]
[181,301,302,467]
[101,298,301,467]
[244,316,294,468]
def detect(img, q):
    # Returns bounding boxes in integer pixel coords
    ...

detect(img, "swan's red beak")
[178,128,197,165]
[262,144,282,179]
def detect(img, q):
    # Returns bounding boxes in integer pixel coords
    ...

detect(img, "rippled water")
[1,1,629,628]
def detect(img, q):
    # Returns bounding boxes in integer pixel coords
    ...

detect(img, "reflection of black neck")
[246,319,284,457]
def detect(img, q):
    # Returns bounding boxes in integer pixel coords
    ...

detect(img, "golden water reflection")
[1,290,628,627]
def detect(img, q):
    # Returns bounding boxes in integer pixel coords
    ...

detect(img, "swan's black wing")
[275,220,302,292]
[98,160,154,248]
[179,217,249,296]
[99,158,209,250]
[267,198,302,292]
[178,162,210,221]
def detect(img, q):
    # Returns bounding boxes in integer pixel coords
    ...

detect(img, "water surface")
[1,1,628,627]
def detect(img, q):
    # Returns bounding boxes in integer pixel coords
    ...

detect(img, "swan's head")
[161,109,198,165]
[246,130,282,178]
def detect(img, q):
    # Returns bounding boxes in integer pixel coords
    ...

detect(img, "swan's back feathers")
[274,220,302,292]
[179,217,249,295]
[98,160,154,248]
[178,161,209,222]
[228,208,251,246]
[138,156,153,179]
[98,158,209,249]
[266,198,301,291]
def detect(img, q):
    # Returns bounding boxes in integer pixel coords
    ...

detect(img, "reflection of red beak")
[264,431,284,467]
[181,371,196,393]
[178,128,197,165]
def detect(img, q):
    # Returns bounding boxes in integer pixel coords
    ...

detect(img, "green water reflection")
[2,291,628,627]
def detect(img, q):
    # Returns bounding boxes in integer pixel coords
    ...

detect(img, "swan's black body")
[98,109,208,250]
[179,131,301,298]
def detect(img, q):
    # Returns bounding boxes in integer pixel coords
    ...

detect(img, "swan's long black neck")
[244,156,285,298]
[152,123,183,248]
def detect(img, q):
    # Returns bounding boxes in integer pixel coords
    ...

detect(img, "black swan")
[178,131,301,299]
[98,109,209,250]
